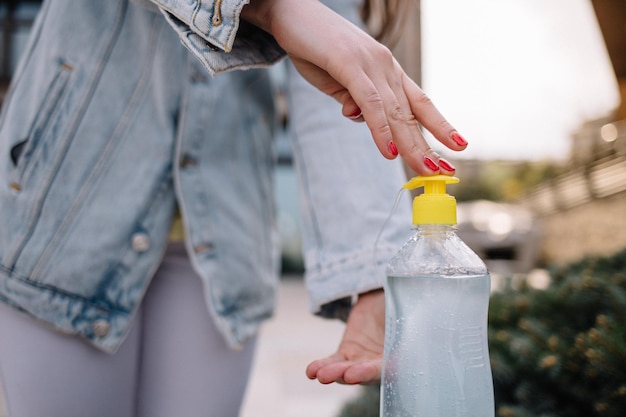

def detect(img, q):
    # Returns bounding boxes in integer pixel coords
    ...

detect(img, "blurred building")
[522,0,626,265]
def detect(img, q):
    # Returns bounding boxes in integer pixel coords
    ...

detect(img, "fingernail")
[438,158,456,172]
[347,108,362,120]
[388,141,398,156]
[451,132,468,147]
[423,156,439,171]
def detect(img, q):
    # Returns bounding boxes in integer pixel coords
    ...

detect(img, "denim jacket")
[0,0,410,352]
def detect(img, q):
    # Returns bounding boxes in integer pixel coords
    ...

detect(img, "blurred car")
[457,200,542,276]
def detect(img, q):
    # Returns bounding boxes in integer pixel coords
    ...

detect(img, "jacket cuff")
[308,245,398,321]
[153,0,285,74]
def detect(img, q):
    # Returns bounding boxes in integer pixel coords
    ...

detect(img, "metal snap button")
[193,243,215,254]
[93,320,110,337]
[190,70,207,83]
[131,233,150,252]
[180,154,198,168]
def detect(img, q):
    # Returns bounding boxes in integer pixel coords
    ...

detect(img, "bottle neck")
[414,224,456,235]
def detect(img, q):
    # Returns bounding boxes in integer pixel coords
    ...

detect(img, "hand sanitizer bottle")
[381,175,495,417]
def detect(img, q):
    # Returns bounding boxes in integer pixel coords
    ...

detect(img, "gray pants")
[0,243,257,417]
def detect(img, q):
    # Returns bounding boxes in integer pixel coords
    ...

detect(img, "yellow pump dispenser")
[403,175,460,225]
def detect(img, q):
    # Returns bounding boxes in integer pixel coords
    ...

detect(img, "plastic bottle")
[381,175,494,417]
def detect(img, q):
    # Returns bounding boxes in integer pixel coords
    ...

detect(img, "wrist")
[354,288,384,312]
[358,288,384,300]
[242,0,325,48]
[240,0,274,32]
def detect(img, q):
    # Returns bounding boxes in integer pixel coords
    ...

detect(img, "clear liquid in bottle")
[382,274,494,417]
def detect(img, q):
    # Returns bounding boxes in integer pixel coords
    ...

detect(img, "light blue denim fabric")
[153,0,285,74]
[0,0,411,353]
[281,0,412,319]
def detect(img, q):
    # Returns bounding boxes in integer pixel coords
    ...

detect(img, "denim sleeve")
[285,57,412,320]
[151,0,285,74]
[279,0,411,320]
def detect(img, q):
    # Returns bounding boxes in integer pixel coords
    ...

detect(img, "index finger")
[403,76,468,152]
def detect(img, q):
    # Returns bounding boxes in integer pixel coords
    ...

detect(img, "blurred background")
[1,0,624,282]
[1,0,625,416]
[276,0,626,284]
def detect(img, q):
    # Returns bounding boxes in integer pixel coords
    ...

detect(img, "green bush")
[337,249,626,417]
[490,249,626,416]
[337,385,380,417]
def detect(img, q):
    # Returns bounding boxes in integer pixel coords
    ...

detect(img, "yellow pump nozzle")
[403,175,460,225]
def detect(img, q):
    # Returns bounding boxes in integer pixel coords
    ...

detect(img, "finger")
[335,49,449,171]
[403,76,468,151]
[348,73,397,159]
[333,90,363,122]
[373,69,442,175]
[342,359,382,385]
[346,72,433,171]
[334,45,400,160]
[381,73,462,177]
[438,157,456,175]
[290,55,364,126]
[322,82,362,122]
[316,361,356,385]
[314,359,382,385]
[342,100,364,122]
[390,120,442,176]
[305,353,344,379]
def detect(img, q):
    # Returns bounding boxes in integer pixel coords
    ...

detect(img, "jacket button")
[10,182,22,191]
[193,243,215,254]
[131,233,150,252]
[190,70,207,83]
[180,154,198,168]
[93,320,110,337]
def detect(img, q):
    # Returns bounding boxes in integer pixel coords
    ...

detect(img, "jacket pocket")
[9,60,73,185]
[10,138,28,166]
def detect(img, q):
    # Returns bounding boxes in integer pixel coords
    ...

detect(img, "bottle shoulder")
[386,230,488,277]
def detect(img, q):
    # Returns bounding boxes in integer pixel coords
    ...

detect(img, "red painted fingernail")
[388,141,398,156]
[347,108,362,119]
[438,158,456,172]
[451,132,468,147]
[423,156,439,171]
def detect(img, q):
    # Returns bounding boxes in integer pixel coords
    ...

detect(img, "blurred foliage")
[337,249,626,417]
[337,385,380,417]
[490,248,626,417]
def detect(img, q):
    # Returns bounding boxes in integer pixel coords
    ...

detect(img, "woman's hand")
[242,0,468,175]
[305,290,385,385]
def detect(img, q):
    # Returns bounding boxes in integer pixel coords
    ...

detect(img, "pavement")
[0,277,360,417]
[0,374,4,417]
[240,277,359,417]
